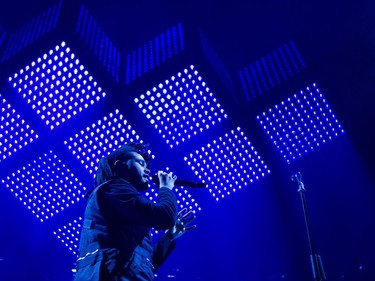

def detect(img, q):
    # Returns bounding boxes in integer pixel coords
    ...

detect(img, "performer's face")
[114,152,150,191]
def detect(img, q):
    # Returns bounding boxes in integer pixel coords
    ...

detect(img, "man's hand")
[165,208,196,240]
[158,170,177,190]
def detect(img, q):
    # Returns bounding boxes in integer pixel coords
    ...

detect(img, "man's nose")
[144,167,150,174]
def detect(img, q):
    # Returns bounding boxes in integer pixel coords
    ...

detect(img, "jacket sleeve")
[103,179,178,230]
[153,234,176,271]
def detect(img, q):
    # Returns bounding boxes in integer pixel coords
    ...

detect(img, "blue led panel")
[8,41,107,130]
[146,185,201,212]
[184,127,271,201]
[76,4,121,82]
[1,151,87,222]
[54,217,83,256]
[134,65,228,148]
[239,40,306,101]
[256,83,345,164]
[64,109,143,175]
[0,94,39,162]
[125,23,185,84]
[0,1,62,62]
[174,185,201,212]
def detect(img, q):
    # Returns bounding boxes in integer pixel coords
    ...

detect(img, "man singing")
[74,142,195,280]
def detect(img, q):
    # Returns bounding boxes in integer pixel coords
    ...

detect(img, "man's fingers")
[181,209,194,219]
[181,211,195,223]
[178,208,187,217]
[184,225,197,232]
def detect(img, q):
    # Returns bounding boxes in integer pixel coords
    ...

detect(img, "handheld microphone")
[291,172,302,183]
[151,174,207,188]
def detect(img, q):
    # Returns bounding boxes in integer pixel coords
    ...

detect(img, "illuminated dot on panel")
[53,217,83,256]
[64,109,147,176]
[134,65,228,148]
[0,94,39,162]
[1,151,87,222]
[184,127,270,201]
[256,83,345,164]
[8,41,107,130]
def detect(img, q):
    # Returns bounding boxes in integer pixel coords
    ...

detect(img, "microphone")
[151,174,207,188]
[290,171,305,191]
[290,172,302,183]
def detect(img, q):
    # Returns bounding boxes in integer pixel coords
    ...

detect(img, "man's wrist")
[160,185,173,190]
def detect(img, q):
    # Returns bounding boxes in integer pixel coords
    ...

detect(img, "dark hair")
[93,142,151,188]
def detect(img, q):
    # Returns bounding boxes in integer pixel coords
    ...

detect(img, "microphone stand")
[291,172,327,281]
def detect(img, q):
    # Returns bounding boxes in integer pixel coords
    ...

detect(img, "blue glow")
[1,151,87,222]
[0,94,39,162]
[8,41,107,130]
[135,65,228,148]
[184,127,271,201]
[256,83,345,164]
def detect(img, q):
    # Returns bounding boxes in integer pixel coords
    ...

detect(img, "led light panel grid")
[256,83,345,164]
[184,127,271,201]
[1,151,87,222]
[134,65,228,148]
[54,217,83,256]
[64,109,144,175]
[8,41,107,130]
[0,94,39,162]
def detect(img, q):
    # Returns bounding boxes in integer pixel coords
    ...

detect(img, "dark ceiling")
[0,1,374,280]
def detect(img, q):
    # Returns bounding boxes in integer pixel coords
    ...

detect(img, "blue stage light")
[1,151,87,222]
[257,83,345,164]
[135,65,228,148]
[184,127,271,201]
[0,94,39,162]
[8,41,107,130]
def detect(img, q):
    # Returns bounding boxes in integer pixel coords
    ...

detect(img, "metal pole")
[291,172,327,281]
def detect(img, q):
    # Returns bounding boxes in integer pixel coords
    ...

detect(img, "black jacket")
[74,178,178,280]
